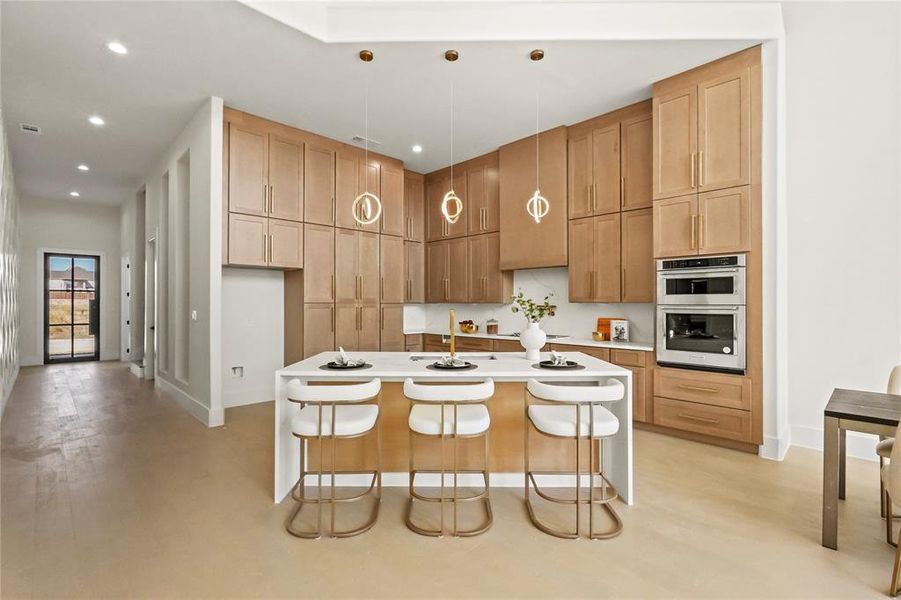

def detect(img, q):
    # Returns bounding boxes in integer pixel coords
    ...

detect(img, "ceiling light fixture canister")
[526,49,549,225]
[441,49,463,225]
[351,50,382,226]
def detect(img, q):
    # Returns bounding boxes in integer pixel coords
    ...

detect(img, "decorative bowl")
[592,331,606,342]
[460,323,478,334]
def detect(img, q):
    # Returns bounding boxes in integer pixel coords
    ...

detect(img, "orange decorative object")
[596,317,625,340]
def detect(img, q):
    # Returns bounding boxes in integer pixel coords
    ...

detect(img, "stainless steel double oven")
[656,254,746,374]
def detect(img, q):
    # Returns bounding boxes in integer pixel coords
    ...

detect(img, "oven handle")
[659,268,741,277]
[658,305,742,311]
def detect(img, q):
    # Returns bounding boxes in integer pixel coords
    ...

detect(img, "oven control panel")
[659,255,744,271]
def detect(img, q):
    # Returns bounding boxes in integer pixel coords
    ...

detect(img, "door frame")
[144,237,158,380]
[43,251,102,364]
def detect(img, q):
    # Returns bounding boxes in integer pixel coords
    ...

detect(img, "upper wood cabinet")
[267,219,304,269]
[653,187,750,258]
[303,224,334,303]
[621,114,653,211]
[380,166,404,237]
[466,159,500,235]
[404,241,425,303]
[304,143,336,226]
[566,214,621,303]
[227,213,303,269]
[404,172,425,242]
[335,228,380,304]
[467,232,511,303]
[567,217,595,302]
[653,87,697,200]
[426,175,467,241]
[335,148,382,233]
[268,135,303,222]
[379,234,405,303]
[499,126,568,270]
[426,238,468,303]
[228,123,303,222]
[620,208,654,302]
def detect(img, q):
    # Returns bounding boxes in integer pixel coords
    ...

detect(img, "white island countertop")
[403,331,655,352]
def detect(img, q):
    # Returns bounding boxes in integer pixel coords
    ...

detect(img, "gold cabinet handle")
[677,383,720,394]
[269,185,274,213]
[380,307,384,330]
[444,278,449,301]
[678,413,720,425]
[699,150,705,187]
[268,234,273,262]
[591,184,597,212]
[690,152,696,188]
[620,177,625,207]
[690,214,697,250]
[331,275,335,300]
[263,184,267,212]
[621,267,626,297]
[262,232,267,262]
[698,214,704,250]
[331,197,335,224]
[380,276,384,300]
[330,306,335,333]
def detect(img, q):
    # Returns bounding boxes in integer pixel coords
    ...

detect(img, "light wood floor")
[0,361,894,598]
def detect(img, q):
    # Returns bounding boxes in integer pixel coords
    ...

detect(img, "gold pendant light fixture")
[352,49,383,226]
[441,49,463,225]
[526,49,550,224]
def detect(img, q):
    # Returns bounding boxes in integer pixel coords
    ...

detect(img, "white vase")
[520,321,546,362]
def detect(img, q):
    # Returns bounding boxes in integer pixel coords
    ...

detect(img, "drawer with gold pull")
[654,367,751,410]
[653,397,752,443]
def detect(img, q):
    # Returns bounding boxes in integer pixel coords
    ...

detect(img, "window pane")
[49,297,72,324]
[49,325,72,358]
[72,258,96,291]
[73,325,95,358]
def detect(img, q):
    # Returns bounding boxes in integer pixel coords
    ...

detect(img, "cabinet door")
[446,236,469,303]
[380,167,404,237]
[303,304,335,359]
[404,241,425,304]
[467,234,487,302]
[698,69,750,192]
[379,234,404,303]
[358,231,380,304]
[653,194,698,258]
[426,242,447,303]
[268,135,303,221]
[228,124,268,216]
[481,232,509,303]
[483,164,499,233]
[698,186,751,255]
[334,227,359,302]
[303,224,334,303]
[228,213,268,267]
[358,159,381,233]
[426,177,449,241]
[268,218,303,269]
[359,306,381,351]
[621,114,653,211]
[653,87,697,200]
[467,166,486,235]
[404,173,425,242]
[621,208,654,302]
[567,133,593,219]
[304,144,335,226]
[380,305,405,351]
[593,213,622,302]
[334,305,359,351]
[568,217,595,302]
[619,364,648,423]
[446,171,468,239]
[334,149,359,230]
[592,123,621,215]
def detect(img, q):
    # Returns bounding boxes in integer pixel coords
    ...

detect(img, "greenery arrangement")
[510,290,556,323]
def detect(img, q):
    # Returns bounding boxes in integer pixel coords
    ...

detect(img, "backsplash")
[404,267,656,343]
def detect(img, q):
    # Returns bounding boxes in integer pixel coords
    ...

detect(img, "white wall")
[415,267,656,343]
[0,110,21,416]
[221,267,283,407]
[783,2,901,458]
[17,198,121,365]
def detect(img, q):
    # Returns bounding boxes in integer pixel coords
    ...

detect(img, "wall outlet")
[191,310,198,321]
[231,366,244,378]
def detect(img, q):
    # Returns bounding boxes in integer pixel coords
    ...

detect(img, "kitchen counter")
[274,351,633,505]
[404,329,655,352]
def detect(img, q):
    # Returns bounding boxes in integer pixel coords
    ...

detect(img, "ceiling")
[1,1,757,206]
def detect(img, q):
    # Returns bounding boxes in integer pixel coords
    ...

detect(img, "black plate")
[426,361,478,371]
[533,360,584,370]
[321,362,372,370]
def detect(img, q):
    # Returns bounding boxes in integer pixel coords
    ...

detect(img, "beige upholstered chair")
[879,366,901,518]
[882,420,901,595]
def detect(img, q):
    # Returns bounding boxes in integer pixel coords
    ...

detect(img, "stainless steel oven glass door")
[656,305,746,372]
[657,266,746,305]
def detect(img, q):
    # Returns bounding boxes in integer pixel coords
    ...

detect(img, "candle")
[449,309,455,356]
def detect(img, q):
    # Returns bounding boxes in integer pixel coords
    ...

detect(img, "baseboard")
[223,387,274,409]
[156,376,215,427]
[759,431,791,461]
[0,365,19,419]
[791,424,878,461]
[128,362,145,378]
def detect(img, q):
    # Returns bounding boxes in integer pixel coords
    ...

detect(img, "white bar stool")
[285,378,382,539]
[403,378,494,537]
[524,378,624,539]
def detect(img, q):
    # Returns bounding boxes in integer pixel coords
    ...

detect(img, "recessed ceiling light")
[88,115,105,126]
[77,164,90,172]
[106,41,128,55]
[69,191,81,197]
[412,144,423,153]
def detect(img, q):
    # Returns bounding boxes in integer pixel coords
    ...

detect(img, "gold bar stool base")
[286,470,381,539]
[405,469,493,537]
[525,471,623,540]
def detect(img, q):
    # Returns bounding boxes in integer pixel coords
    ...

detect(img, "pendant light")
[352,49,382,226]
[526,49,550,224]
[441,49,463,225]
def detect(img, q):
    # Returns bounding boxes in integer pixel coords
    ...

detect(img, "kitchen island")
[273,351,633,505]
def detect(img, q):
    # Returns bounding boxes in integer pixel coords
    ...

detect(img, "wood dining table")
[823,388,901,550]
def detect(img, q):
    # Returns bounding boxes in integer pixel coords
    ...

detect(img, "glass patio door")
[44,253,101,363]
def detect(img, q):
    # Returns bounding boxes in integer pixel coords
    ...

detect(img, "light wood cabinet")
[567,214,620,303]
[621,114,653,211]
[267,219,303,269]
[653,188,750,258]
[466,161,500,235]
[335,149,381,233]
[335,305,380,352]
[499,126,568,270]
[591,124,622,216]
[426,238,468,303]
[228,213,268,267]
[467,232,511,303]
[653,87,697,200]
[304,143,336,226]
[405,334,423,353]
[404,241,425,303]
[359,306,380,351]
[303,303,335,358]
[404,172,425,242]
[335,228,380,304]
[426,175,467,241]
[380,304,405,351]
[228,123,268,217]
[359,231,380,304]
[380,166,404,237]
[567,133,593,219]
[379,235,405,303]
[653,194,697,258]
[698,69,751,192]
[621,208,654,302]
[268,135,303,222]
[303,224,334,303]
